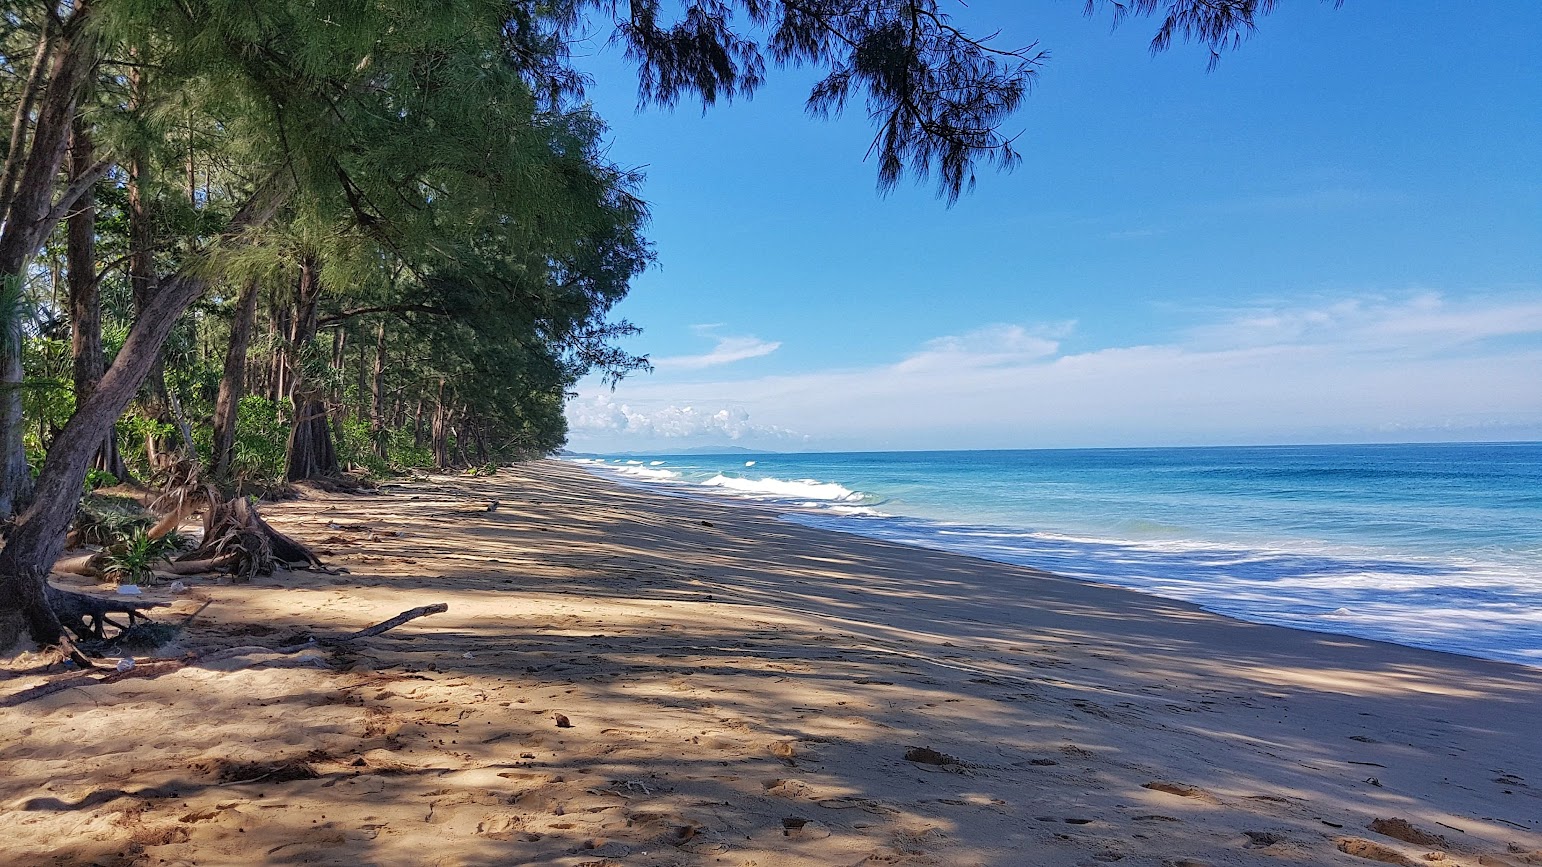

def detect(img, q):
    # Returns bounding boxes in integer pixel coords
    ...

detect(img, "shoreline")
[572,455,1542,669]
[3,459,1540,866]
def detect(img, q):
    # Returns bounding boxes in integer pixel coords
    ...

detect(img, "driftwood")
[160,552,241,575]
[1,602,448,707]
[54,552,105,577]
[337,603,448,640]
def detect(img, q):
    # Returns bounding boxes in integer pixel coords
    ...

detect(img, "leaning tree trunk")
[0,10,103,521]
[66,120,128,482]
[283,256,339,481]
[211,278,261,477]
[0,180,288,651]
[0,310,27,522]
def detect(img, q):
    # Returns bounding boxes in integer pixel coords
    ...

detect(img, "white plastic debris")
[115,584,142,596]
[462,651,475,659]
[115,658,135,672]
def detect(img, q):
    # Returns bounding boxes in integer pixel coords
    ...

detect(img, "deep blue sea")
[567,444,1542,667]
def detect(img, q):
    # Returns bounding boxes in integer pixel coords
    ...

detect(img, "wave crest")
[702,474,864,502]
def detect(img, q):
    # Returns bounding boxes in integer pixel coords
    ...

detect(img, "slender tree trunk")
[370,321,387,460]
[0,179,289,649]
[126,96,177,469]
[270,305,290,402]
[355,331,367,421]
[330,327,346,420]
[211,279,261,477]
[0,7,99,521]
[284,257,339,480]
[65,120,127,482]
[430,383,450,468]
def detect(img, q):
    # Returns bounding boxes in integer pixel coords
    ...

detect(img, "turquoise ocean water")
[567,443,1542,667]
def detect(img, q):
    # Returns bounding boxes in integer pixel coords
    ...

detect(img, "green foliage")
[230,396,290,485]
[101,528,175,586]
[334,416,390,477]
[118,412,179,480]
[73,495,156,547]
[84,469,120,492]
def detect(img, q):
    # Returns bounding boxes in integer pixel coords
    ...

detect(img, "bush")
[101,528,175,585]
[229,395,289,485]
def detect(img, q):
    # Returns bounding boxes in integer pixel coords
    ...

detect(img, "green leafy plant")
[102,529,176,586]
[84,468,119,492]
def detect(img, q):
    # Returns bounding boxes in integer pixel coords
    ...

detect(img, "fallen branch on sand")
[0,603,449,708]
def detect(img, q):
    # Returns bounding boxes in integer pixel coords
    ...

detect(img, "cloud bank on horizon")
[565,291,1542,453]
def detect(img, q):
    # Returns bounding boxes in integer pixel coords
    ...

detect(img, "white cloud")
[567,292,1542,451]
[566,392,804,444]
[895,323,1069,372]
[1191,293,1542,351]
[652,328,782,371]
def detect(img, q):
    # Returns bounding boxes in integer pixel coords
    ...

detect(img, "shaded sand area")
[3,459,1541,867]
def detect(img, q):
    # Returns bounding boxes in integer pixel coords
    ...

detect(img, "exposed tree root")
[1,602,448,707]
[177,493,321,581]
[45,584,167,642]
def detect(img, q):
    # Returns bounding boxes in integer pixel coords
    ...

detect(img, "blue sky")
[563,1,1542,453]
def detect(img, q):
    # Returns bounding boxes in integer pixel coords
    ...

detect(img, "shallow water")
[568,443,1542,667]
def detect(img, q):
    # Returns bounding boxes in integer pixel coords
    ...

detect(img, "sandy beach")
[3,458,1539,867]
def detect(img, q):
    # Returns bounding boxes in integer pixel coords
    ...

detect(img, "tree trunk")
[126,99,178,470]
[430,383,450,468]
[0,8,98,522]
[0,179,289,650]
[285,397,338,480]
[330,326,346,420]
[370,321,387,460]
[211,279,261,477]
[65,120,127,482]
[270,305,290,402]
[283,256,338,481]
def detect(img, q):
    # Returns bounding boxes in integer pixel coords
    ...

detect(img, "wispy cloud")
[1188,293,1542,351]
[652,328,782,371]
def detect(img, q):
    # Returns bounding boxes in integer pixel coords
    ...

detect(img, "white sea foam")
[650,460,666,466]
[781,511,1542,667]
[615,466,682,481]
[702,474,864,502]
[564,447,1542,667]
